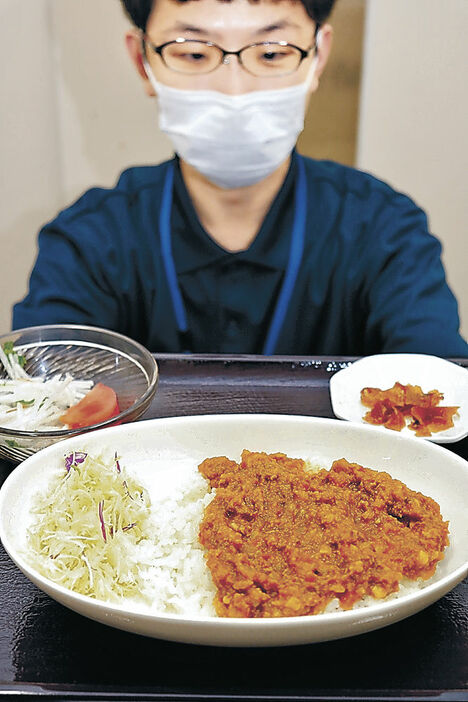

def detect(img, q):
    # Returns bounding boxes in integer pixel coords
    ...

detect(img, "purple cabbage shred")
[64,451,88,472]
[98,500,107,542]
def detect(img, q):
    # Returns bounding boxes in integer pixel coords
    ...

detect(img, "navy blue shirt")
[13,154,468,357]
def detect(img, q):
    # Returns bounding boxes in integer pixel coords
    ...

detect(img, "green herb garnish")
[5,439,20,449]
[2,342,26,367]
[20,399,35,408]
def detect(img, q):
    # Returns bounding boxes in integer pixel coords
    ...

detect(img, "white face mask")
[143,48,319,189]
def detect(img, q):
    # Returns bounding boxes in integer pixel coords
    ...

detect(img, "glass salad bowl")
[0,325,159,463]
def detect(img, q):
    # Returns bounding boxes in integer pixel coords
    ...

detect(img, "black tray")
[1,355,467,701]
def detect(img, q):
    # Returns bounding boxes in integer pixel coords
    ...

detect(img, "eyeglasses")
[143,32,319,78]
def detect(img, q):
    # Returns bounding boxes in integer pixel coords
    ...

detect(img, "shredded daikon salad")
[27,451,152,601]
[0,342,92,431]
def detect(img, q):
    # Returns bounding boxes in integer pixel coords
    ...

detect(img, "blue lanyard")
[159,154,307,355]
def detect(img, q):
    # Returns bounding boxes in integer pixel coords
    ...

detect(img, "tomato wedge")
[59,383,120,429]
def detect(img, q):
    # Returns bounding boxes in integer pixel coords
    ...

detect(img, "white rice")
[128,459,439,618]
[133,465,218,616]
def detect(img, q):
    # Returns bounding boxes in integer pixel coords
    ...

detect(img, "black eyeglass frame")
[142,24,321,77]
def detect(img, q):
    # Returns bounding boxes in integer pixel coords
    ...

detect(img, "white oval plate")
[1,414,467,647]
[330,354,468,443]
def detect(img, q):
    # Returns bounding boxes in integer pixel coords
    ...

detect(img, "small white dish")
[0,414,467,647]
[330,354,468,443]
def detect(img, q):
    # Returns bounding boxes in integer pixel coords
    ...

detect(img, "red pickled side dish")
[361,382,458,436]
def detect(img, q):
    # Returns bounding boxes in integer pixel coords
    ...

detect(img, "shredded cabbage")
[27,451,152,602]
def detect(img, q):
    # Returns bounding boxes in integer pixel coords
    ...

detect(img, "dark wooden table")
[1,355,467,701]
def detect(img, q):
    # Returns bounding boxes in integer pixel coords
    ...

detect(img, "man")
[13,0,468,356]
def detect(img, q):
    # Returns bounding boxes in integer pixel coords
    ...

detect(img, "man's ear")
[309,23,333,93]
[125,30,156,96]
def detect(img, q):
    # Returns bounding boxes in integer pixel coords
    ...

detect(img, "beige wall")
[50,0,172,204]
[1,0,467,340]
[357,0,468,339]
[299,0,365,166]
[0,0,172,334]
[0,0,62,331]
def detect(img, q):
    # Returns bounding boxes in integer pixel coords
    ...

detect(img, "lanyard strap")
[262,154,307,354]
[159,154,307,355]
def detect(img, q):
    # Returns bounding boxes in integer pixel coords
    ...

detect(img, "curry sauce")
[198,451,449,618]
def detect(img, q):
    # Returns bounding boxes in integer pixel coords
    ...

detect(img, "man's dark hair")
[121,0,336,30]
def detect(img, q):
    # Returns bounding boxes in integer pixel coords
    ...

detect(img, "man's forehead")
[147,0,315,36]
[152,0,304,8]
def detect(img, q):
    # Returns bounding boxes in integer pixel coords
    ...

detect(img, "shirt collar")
[171,153,298,276]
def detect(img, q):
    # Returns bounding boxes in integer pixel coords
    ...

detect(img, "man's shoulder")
[301,155,420,212]
[55,159,173,227]
[114,159,175,192]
